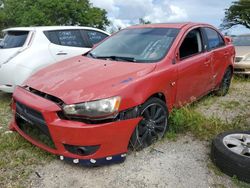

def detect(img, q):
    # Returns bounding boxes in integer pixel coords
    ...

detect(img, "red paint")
[10,23,235,160]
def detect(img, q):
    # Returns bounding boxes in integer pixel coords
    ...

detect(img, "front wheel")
[129,98,168,151]
[214,67,232,96]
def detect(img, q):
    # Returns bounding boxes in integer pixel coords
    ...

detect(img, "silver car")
[233,34,250,75]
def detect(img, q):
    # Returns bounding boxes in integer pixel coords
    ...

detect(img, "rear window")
[0,31,29,49]
[44,30,87,48]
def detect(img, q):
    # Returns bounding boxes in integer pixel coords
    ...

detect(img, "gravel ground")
[28,78,250,188]
[30,135,234,188]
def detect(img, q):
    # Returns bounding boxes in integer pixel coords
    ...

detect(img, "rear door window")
[204,28,225,50]
[85,30,109,45]
[44,30,87,48]
[0,31,29,49]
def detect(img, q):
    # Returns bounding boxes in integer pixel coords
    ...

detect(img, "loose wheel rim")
[136,103,167,148]
[223,133,250,158]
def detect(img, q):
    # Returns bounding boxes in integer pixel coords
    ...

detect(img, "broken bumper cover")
[10,87,141,165]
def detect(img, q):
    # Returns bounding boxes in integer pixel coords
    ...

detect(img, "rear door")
[175,28,213,105]
[202,27,229,86]
[44,29,91,62]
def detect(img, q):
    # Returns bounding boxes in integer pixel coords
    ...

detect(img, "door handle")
[56,52,68,55]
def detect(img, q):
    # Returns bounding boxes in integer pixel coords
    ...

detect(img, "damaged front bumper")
[10,87,141,166]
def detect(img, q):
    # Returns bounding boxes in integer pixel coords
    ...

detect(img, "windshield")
[0,31,29,49]
[233,35,250,46]
[88,28,180,63]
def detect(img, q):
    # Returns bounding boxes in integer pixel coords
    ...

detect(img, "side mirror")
[225,36,233,44]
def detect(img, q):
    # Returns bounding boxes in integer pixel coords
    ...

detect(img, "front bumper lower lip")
[10,86,142,165]
[59,153,127,166]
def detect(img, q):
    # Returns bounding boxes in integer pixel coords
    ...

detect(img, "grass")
[166,104,249,141]
[232,176,250,188]
[0,92,54,188]
[219,100,241,110]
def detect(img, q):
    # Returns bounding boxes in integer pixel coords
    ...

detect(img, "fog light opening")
[76,147,87,155]
[64,144,100,156]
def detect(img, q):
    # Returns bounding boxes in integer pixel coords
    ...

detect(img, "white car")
[0,26,110,93]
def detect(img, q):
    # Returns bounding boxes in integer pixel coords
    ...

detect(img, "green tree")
[0,0,109,31]
[221,0,250,29]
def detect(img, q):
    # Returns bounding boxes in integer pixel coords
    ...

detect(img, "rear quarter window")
[0,31,29,49]
[86,30,109,45]
[44,30,87,48]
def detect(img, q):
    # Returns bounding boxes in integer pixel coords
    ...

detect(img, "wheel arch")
[146,92,166,103]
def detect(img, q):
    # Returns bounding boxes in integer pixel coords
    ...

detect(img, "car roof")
[2,26,110,35]
[127,22,211,29]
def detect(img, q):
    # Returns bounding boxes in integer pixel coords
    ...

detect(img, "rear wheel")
[215,67,232,96]
[129,98,168,151]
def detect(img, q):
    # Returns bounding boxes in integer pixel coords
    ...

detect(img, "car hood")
[235,46,250,57]
[25,56,156,104]
[0,47,22,65]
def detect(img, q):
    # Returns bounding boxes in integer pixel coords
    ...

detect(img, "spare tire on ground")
[211,130,250,183]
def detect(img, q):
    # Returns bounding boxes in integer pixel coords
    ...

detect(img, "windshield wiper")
[95,55,136,62]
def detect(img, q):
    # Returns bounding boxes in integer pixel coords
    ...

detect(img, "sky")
[90,0,250,35]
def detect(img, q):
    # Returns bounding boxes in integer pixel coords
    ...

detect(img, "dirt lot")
[1,77,250,188]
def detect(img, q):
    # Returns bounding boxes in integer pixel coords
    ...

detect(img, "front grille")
[235,57,243,63]
[15,101,55,149]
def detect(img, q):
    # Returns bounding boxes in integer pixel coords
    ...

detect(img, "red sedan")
[10,23,235,166]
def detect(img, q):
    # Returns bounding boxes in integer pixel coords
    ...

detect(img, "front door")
[175,28,213,106]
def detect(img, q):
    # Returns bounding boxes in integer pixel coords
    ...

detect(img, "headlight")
[63,96,121,119]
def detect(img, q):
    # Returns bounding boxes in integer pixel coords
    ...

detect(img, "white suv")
[0,26,110,93]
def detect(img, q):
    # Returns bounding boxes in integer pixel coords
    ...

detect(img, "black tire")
[129,97,168,151]
[215,67,233,96]
[211,130,250,183]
